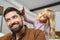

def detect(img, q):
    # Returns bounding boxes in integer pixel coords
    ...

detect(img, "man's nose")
[10,19,15,24]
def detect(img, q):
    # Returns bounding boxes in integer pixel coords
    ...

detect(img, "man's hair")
[4,7,21,17]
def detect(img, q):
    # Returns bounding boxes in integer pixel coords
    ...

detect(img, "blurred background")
[0,0,60,37]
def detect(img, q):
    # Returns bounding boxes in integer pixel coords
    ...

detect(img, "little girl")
[19,8,56,40]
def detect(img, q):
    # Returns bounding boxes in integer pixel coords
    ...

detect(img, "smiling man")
[0,7,46,40]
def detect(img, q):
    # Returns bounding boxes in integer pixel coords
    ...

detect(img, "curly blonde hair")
[40,8,56,38]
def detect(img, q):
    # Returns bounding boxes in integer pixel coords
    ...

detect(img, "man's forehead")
[5,11,18,19]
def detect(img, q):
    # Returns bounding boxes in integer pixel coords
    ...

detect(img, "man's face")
[5,11,23,33]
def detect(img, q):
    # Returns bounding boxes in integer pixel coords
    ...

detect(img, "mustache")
[10,22,19,27]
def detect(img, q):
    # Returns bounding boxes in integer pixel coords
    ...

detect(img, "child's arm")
[19,7,35,24]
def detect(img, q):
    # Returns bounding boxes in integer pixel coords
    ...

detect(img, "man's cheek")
[7,23,9,27]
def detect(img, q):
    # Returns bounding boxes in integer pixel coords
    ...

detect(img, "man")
[0,7,46,40]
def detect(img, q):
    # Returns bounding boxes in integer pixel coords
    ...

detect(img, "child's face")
[38,12,48,23]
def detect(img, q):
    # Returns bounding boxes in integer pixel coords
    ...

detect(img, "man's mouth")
[11,24,19,29]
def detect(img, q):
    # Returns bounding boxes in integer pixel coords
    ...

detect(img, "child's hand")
[18,7,25,15]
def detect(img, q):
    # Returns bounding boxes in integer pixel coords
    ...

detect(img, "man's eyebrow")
[12,15,18,17]
[5,18,10,21]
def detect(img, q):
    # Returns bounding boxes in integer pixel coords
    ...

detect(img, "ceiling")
[15,0,60,10]
[33,5,60,14]
[5,0,60,13]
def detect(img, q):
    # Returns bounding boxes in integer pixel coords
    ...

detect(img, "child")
[19,8,56,39]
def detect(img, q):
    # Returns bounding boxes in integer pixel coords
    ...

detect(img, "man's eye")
[6,19,10,22]
[13,16,17,19]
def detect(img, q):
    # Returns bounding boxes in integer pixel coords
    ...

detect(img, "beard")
[10,21,23,34]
